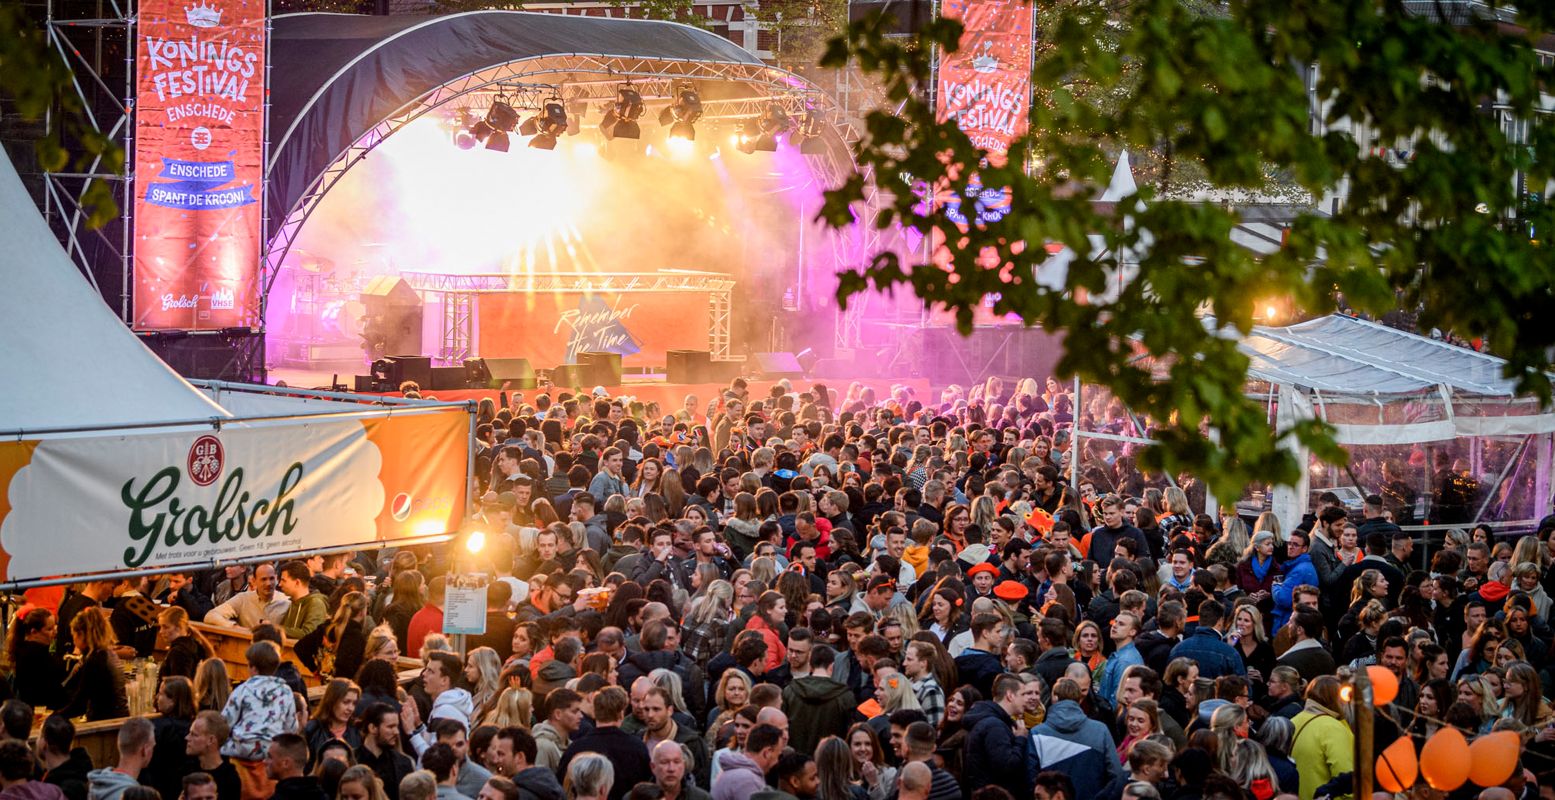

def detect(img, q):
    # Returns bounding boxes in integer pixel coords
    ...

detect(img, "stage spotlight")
[486,100,520,134]
[455,130,478,150]
[567,100,587,136]
[485,130,511,152]
[469,119,494,141]
[759,105,795,136]
[600,87,645,140]
[734,123,758,155]
[795,111,828,154]
[519,117,538,137]
[658,87,704,139]
[525,101,569,150]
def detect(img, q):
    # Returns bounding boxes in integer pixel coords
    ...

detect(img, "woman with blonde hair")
[707,668,753,731]
[682,579,734,670]
[361,623,400,663]
[194,657,231,712]
[873,670,921,715]
[970,496,999,538]
[1209,703,1250,773]
[632,457,664,497]
[61,607,128,720]
[1159,487,1193,534]
[826,570,859,616]
[157,605,215,679]
[335,765,389,800]
[465,646,503,721]
[1206,518,1250,569]
[1072,620,1107,674]
[297,590,368,681]
[1500,662,1552,728]
[483,686,534,728]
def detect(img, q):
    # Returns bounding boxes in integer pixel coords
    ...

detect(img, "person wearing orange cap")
[966,563,1000,602]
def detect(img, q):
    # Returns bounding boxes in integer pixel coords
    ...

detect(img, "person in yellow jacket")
[1289,675,1354,800]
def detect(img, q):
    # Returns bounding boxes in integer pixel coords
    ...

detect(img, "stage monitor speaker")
[753,351,804,379]
[354,375,382,393]
[577,351,622,387]
[666,350,712,384]
[468,357,536,390]
[360,276,423,358]
[430,366,467,391]
[551,364,588,388]
[375,355,432,392]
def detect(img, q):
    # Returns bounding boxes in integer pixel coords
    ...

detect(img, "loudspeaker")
[430,366,467,391]
[577,351,622,387]
[374,355,432,391]
[359,276,422,358]
[551,364,588,388]
[468,357,536,390]
[666,350,712,384]
[753,351,804,379]
[354,375,381,393]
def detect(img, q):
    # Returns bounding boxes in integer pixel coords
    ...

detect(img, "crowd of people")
[3,374,1554,800]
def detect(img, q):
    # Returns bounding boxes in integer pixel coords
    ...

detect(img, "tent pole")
[1536,433,1553,522]
[1070,375,1082,492]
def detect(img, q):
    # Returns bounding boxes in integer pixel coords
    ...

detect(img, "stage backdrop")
[477,290,712,368]
[132,0,266,330]
[0,408,468,584]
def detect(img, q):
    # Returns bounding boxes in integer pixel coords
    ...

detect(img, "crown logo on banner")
[184,1,222,27]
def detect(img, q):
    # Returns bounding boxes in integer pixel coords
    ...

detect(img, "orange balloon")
[1367,665,1399,706]
[1420,727,1472,790]
[1468,730,1522,787]
[1376,735,1418,793]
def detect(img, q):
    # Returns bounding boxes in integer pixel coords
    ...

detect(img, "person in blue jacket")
[961,673,1033,800]
[1272,529,1319,633]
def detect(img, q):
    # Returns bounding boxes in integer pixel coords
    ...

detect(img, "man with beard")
[482,727,563,800]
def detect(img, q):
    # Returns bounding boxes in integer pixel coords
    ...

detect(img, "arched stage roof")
[266,11,768,244]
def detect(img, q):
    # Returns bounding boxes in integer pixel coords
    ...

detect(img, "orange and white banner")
[132,0,266,329]
[936,0,1034,157]
[0,409,468,584]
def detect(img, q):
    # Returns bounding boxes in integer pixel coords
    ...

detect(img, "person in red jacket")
[405,576,445,659]
[744,591,788,672]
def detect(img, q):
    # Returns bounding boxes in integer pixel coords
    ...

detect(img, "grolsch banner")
[0,408,469,585]
[132,0,265,330]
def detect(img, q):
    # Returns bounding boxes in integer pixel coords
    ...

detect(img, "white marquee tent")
[0,150,472,589]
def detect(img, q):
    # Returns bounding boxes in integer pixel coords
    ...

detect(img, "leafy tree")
[820,1,1555,500]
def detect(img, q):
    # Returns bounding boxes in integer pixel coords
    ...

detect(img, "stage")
[269,367,933,414]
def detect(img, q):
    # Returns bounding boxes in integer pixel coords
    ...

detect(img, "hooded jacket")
[782,675,857,757]
[1031,700,1124,800]
[961,700,1030,799]
[85,769,139,800]
[533,660,577,698]
[429,688,475,728]
[531,721,569,771]
[0,783,66,800]
[510,766,565,800]
[43,748,94,800]
[711,751,767,800]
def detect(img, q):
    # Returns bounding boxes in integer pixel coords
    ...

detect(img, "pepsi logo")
[187,435,224,487]
[391,493,413,521]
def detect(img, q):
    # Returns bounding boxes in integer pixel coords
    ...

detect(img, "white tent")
[0,153,230,431]
[0,150,472,588]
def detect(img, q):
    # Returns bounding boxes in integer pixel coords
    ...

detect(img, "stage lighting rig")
[751,104,792,151]
[527,101,568,150]
[478,99,521,152]
[733,122,758,155]
[600,86,646,140]
[658,85,704,142]
[793,110,828,155]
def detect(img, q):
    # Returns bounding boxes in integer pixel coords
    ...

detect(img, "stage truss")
[262,51,902,366]
[400,269,737,364]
